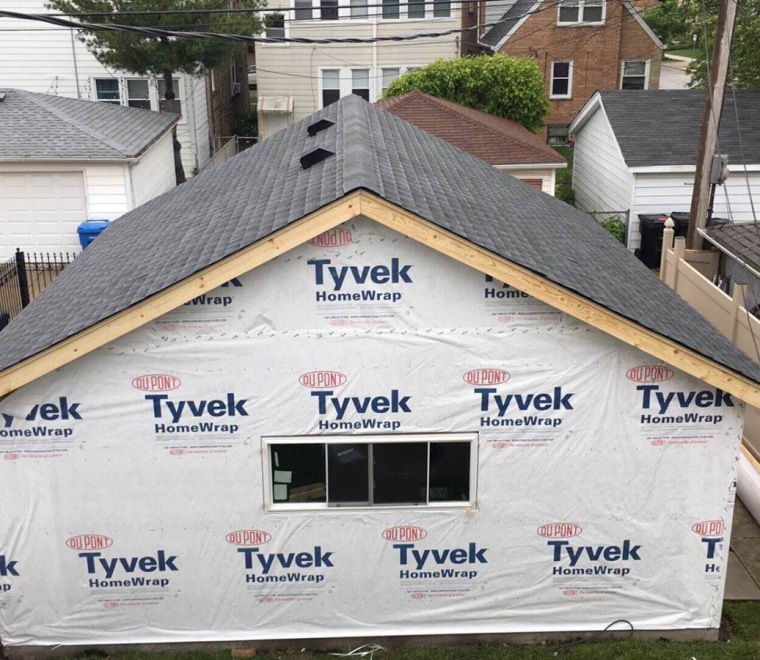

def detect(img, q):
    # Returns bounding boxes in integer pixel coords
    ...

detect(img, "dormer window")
[558,0,604,24]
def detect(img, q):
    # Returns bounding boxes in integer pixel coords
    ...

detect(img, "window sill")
[550,96,572,100]
[556,21,606,27]
[267,502,476,513]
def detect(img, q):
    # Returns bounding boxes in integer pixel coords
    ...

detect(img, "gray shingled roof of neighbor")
[0,88,178,161]
[707,224,760,273]
[1,94,759,384]
[598,89,760,168]
[479,0,535,48]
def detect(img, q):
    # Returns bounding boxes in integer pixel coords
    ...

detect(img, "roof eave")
[568,92,603,135]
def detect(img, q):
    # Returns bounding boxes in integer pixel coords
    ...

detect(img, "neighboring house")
[0,0,212,174]
[569,89,760,250]
[254,0,460,138]
[0,89,177,259]
[377,91,566,194]
[703,223,760,302]
[0,95,758,650]
[206,48,253,146]
[476,0,663,143]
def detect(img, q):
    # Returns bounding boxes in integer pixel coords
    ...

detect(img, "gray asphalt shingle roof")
[599,89,760,168]
[1,94,759,385]
[480,0,534,48]
[707,224,760,273]
[0,88,178,161]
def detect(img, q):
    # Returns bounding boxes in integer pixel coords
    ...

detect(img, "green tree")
[383,55,550,133]
[688,0,760,88]
[642,0,691,48]
[48,0,263,183]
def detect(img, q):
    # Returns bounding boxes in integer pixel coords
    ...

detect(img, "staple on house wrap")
[300,148,334,170]
[307,118,334,137]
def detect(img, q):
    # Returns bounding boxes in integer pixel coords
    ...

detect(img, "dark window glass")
[321,0,339,20]
[350,0,369,17]
[95,78,120,104]
[328,444,369,505]
[127,79,150,110]
[429,442,470,502]
[433,0,450,17]
[265,13,286,38]
[295,0,313,20]
[158,78,182,115]
[373,442,427,504]
[408,0,425,18]
[270,444,326,503]
[382,0,400,19]
[558,0,579,22]
[582,1,603,21]
[322,89,340,107]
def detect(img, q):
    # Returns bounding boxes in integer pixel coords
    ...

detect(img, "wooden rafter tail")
[357,192,760,409]
[0,193,362,398]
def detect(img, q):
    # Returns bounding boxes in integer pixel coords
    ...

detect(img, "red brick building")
[475,0,663,143]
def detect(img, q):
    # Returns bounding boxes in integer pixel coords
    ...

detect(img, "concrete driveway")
[660,55,692,90]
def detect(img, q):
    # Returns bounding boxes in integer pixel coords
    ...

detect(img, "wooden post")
[732,283,748,343]
[686,0,738,248]
[660,217,675,280]
[672,236,686,291]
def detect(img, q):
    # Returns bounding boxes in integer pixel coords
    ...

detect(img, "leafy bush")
[383,55,550,133]
[602,215,626,243]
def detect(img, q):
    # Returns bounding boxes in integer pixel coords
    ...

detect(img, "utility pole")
[686,0,738,249]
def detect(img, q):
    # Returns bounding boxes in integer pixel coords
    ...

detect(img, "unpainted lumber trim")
[358,192,760,408]
[0,194,362,397]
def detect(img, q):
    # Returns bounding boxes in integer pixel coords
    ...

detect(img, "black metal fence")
[587,210,630,247]
[0,249,76,330]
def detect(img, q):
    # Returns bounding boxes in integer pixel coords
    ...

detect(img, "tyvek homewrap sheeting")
[0,217,744,647]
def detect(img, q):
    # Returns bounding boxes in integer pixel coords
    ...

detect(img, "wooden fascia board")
[0,193,362,398]
[357,192,760,408]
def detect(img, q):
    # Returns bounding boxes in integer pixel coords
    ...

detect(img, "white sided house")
[0,96,759,652]
[255,0,460,139]
[0,0,211,175]
[0,89,177,259]
[569,89,760,250]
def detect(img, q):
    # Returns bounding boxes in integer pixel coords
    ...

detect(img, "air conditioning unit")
[232,82,242,96]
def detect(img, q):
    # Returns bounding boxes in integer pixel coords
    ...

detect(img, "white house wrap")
[0,95,757,652]
[0,218,744,647]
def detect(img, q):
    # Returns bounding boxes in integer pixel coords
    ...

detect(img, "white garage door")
[0,171,87,259]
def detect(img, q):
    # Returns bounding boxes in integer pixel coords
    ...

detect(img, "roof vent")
[0,93,5,103]
[300,148,334,170]
[307,118,334,137]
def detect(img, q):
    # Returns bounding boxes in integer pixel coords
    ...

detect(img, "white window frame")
[557,0,605,25]
[380,65,420,96]
[549,61,573,99]
[261,10,290,46]
[291,0,452,22]
[620,59,650,90]
[93,76,185,120]
[263,433,479,512]
[319,66,421,106]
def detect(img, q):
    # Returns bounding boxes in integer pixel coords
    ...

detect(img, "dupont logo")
[537,523,582,539]
[66,534,114,551]
[132,374,182,392]
[626,365,674,383]
[226,530,272,546]
[382,526,427,542]
[692,520,724,537]
[299,371,347,389]
[463,369,510,386]
[309,229,353,248]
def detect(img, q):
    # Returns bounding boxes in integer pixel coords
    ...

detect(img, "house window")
[95,79,120,104]
[382,68,401,95]
[321,69,341,107]
[558,0,604,24]
[157,78,182,115]
[550,61,572,98]
[382,0,400,19]
[352,69,370,101]
[320,0,339,19]
[264,12,286,38]
[433,0,451,17]
[547,125,570,146]
[350,0,369,18]
[266,434,476,509]
[408,0,425,18]
[294,0,313,20]
[125,79,150,109]
[621,60,648,90]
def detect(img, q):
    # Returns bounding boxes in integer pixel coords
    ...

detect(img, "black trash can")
[636,214,670,268]
[668,212,691,237]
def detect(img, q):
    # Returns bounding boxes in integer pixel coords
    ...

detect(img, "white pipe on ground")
[738,445,760,525]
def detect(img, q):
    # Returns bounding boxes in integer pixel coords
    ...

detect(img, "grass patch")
[101,603,760,659]
[665,48,700,59]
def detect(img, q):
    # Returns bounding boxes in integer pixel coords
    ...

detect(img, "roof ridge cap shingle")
[22,91,132,157]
